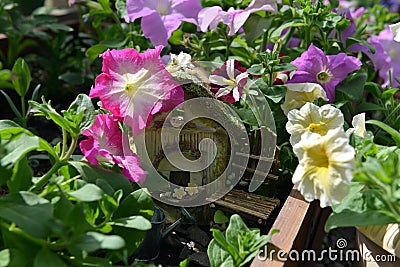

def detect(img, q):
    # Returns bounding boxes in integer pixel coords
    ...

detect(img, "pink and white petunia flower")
[209,59,248,103]
[80,114,147,183]
[89,46,184,135]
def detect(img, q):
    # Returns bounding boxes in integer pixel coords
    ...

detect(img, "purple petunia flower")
[198,0,277,36]
[287,44,361,102]
[381,0,399,13]
[349,27,400,87]
[366,27,400,87]
[125,0,202,46]
[80,114,147,183]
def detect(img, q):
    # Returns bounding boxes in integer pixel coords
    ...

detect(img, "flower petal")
[141,13,169,46]
[198,6,223,32]
[245,0,278,14]
[125,0,156,22]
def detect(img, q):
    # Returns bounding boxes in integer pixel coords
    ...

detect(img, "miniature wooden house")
[145,113,230,190]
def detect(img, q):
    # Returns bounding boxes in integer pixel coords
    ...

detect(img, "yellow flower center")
[307,122,328,135]
[304,147,330,183]
[124,69,149,97]
[316,71,332,83]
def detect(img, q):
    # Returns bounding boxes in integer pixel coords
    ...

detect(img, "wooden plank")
[212,189,280,221]
[251,188,313,267]
[214,200,272,220]
[232,163,279,180]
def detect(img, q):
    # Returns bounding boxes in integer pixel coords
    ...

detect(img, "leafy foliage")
[208,214,278,267]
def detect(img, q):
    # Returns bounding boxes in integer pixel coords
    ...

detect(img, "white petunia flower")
[389,22,400,42]
[172,187,187,199]
[165,52,194,73]
[346,113,371,139]
[286,102,344,145]
[292,128,355,208]
[281,83,328,115]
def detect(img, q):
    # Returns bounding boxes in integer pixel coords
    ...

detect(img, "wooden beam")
[251,188,325,267]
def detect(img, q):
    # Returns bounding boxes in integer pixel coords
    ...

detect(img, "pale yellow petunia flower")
[281,83,328,115]
[286,102,344,145]
[292,128,355,208]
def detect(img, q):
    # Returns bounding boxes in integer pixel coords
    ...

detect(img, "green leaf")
[68,184,104,202]
[58,72,84,86]
[0,120,56,158]
[11,58,31,97]
[207,239,234,267]
[112,189,154,255]
[109,215,151,230]
[336,73,367,102]
[115,188,154,221]
[100,194,119,220]
[243,14,272,43]
[68,161,134,198]
[29,98,76,134]
[169,29,184,45]
[100,38,128,48]
[235,108,258,127]
[0,192,53,238]
[357,102,385,112]
[33,248,66,267]
[270,19,306,39]
[0,132,40,169]
[53,193,92,238]
[86,44,108,62]
[7,157,33,193]
[272,63,297,73]
[207,214,277,267]
[225,215,250,251]
[211,229,240,264]
[0,69,11,81]
[69,256,113,267]
[0,249,10,267]
[381,88,399,100]
[2,235,40,267]
[325,184,398,231]
[366,120,400,147]
[260,85,286,104]
[179,258,190,267]
[41,23,73,32]
[247,64,265,75]
[115,0,127,18]
[0,90,23,123]
[214,210,229,224]
[62,94,95,136]
[70,232,125,253]
[364,82,381,98]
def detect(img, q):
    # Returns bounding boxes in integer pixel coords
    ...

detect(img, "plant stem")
[21,96,27,128]
[60,128,67,158]
[0,221,49,247]
[225,35,233,60]
[30,136,78,192]
[61,137,77,161]
[0,221,67,250]
[30,161,63,191]
[261,31,268,53]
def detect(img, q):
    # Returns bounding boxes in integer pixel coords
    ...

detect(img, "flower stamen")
[316,71,332,83]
